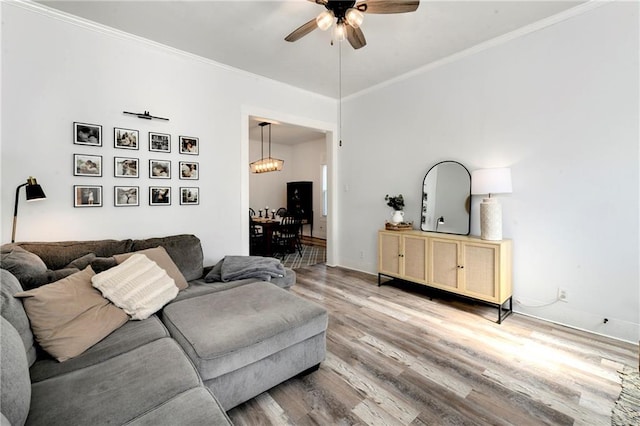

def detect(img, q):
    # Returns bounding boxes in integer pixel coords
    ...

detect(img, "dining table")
[252,216,281,257]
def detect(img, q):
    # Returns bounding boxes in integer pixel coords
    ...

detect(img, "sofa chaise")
[1,234,328,425]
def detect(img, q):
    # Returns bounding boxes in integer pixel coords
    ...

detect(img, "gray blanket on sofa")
[204,256,285,283]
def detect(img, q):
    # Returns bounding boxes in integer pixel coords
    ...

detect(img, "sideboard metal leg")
[497,297,513,324]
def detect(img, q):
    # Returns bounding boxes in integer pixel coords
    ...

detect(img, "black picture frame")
[149,187,171,206]
[74,122,102,146]
[74,154,102,177]
[179,136,199,155]
[114,157,139,178]
[179,161,198,180]
[180,187,199,205]
[114,127,139,150]
[74,185,102,207]
[149,132,171,153]
[149,159,171,179]
[114,186,139,207]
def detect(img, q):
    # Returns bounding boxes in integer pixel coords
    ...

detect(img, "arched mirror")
[420,161,471,235]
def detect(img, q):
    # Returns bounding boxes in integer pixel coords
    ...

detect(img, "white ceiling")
[36,0,587,144]
[39,0,586,100]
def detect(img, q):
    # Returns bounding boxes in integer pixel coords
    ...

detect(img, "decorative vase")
[391,210,404,224]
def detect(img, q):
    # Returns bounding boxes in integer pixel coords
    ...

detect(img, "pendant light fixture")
[250,122,284,174]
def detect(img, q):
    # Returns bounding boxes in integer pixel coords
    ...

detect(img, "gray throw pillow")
[0,245,47,281]
[1,317,31,426]
[0,269,37,366]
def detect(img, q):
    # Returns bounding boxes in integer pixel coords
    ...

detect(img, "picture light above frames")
[123,110,169,121]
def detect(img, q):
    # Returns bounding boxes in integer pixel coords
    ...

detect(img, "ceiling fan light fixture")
[316,10,334,31]
[345,8,364,28]
[335,20,346,41]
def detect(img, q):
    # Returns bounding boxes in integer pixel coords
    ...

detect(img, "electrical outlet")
[359,251,364,259]
[558,288,568,302]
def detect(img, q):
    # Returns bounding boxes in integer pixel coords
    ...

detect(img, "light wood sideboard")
[378,229,513,323]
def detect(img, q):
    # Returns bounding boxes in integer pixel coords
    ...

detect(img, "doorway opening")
[243,111,336,267]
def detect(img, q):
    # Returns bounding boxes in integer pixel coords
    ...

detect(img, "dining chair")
[272,216,302,259]
[249,216,264,255]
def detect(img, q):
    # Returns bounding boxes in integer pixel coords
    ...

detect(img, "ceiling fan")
[285,0,420,50]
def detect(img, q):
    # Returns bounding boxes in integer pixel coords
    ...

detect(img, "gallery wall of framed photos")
[73,121,200,208]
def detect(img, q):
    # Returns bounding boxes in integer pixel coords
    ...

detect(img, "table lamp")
[12,176,46,243]
[471,168,512,240]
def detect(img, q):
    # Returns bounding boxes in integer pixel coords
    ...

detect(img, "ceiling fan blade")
[285,18,318,42]
[346,24,367,50]
[357,0,419,14]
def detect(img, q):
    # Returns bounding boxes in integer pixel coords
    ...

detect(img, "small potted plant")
[385,194,405,224]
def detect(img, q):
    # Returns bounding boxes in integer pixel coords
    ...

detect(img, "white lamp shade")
[471,168,512,195]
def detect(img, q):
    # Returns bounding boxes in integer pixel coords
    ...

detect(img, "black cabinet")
[287,181,313,236]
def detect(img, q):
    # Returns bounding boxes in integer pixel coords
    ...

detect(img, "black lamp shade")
[26,183,46,201]
[12,176,46,243]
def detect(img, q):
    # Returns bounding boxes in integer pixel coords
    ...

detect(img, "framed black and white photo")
[149,132,171,153]
[179,161,198,180]
[74,154,102,177]
[74,122,102,146]
[149,187,171,206]
[114,127,139,150]
[114,186,139,207]
[180,187,199,205]
[114,157,139,178]
[179,136,199,155]
[74,185,102,207]
[149,159,171,179]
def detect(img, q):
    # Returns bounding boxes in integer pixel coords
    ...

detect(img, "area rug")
[611,366,640,425]
[281,244,326,269]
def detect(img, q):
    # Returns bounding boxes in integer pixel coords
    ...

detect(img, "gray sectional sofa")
[0,234,328,425]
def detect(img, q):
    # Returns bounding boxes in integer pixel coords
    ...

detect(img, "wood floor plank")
[227,265,638,425]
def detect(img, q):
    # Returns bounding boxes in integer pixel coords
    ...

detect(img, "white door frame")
[240,106,338,266]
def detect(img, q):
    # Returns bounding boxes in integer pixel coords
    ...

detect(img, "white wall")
[289,138,327,238]
[338,2,639,342]
[1,2,335,267]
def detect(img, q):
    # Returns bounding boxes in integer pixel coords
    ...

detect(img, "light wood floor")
[227,264,638,425]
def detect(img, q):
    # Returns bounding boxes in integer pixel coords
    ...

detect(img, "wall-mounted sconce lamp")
[471,168,512,241]
[12,176,46,243]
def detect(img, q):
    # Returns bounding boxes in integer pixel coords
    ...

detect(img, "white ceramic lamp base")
[480,198,502,241]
